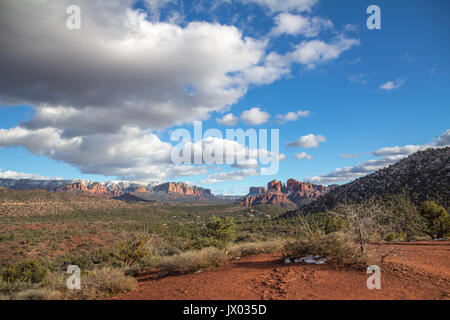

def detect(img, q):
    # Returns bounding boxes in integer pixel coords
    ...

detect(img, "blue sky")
[0,0,449,195]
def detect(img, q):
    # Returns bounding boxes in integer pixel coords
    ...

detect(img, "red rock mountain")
[0,179,215,201]
[57,182,120,197]
[239,179,329,207]
[153,182,212,197]
[268,180,282,192]
[240,190,295,208]
[285,179,329,204]
[248,187,267,195]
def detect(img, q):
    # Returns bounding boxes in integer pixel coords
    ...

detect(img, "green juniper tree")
[420,201,450,239]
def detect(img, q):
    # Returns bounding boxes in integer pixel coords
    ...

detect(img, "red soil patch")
[115,241,450,300]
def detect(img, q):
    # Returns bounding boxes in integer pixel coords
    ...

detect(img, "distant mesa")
[239,179,330,208]
[57,181,113,197]
[0,179,218,202]
[153,182,213,198]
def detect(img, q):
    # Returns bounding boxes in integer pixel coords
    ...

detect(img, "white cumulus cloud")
[241,108,271,125]
[436,129,450,146]
[306,129,450,184]
[0,126,285,182]
[372,145,425,157]
[0,0,360,183]
[200,168,260,184]
[0,169,59,181]
[289,37,360,69]
[287,134,326,148]
[271,13,332,37]
[306,155,406,185]
[0,1,275,136]
[294,152,314,160]
[217,113,239,126]
[240,0,319,13]
[379,77,406,92]
[276,110,310,123]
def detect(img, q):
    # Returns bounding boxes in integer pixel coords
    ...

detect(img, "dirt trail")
[116,241,450,300]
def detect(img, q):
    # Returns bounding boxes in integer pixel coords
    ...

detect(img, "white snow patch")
[294,255,327,265]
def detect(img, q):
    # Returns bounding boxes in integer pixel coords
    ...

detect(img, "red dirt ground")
[115,241,450,300]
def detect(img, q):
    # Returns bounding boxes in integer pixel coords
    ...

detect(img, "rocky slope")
[239,179,329,207]
[286,147,450,216]
[0,179,217,202]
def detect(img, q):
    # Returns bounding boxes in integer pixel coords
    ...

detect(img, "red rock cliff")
[240,179,329,207]
[267,180,283,192]
[153,182,212,197]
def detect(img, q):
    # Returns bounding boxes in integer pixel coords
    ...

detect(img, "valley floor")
[115,241,450,300]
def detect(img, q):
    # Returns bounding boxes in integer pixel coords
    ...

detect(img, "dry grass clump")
[0,268,136,300]
[159,247,228,274]
[9,288,62,300]
[67,267,136,300]
[284,232,366,267]
[227,240,285,258]
[154,240,284,275]
[0,273,64,300]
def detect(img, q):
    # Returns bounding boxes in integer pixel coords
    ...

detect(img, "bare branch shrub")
[332,199,392,256]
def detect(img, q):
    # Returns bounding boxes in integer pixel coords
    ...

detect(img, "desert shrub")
[332,200,391,255]
[91,248,117,265]
[164,246,182,256]
[69,267,136,300]
[116,234,155,267]
[384,232,406,242]
[1,259,50,284]
[419,201,450,239]
[51,253,95,272]
[205,216,236,249]
[159,247,228,274]
[50,249,119,274]
[0,233,14,243]
[283,216,366,266]
[192,216,237,249]
[384,233,396,242]
[283,231,363,267]
[322,215,348,234]
[303,212,348,234]
[227,240,285,258]
[0,279,36,296]
[383,193,426,238]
